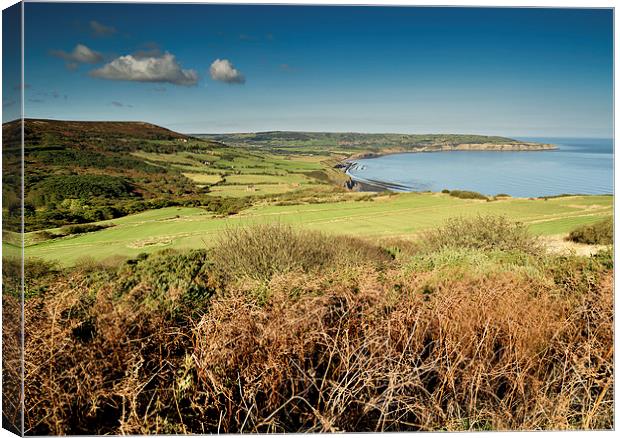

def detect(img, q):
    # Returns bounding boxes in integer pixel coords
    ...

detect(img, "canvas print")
[1,1,614,434]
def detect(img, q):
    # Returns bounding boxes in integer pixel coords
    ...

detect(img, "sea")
[346,137,614,198]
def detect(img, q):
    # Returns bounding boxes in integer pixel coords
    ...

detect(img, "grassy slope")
[25,193,612,265]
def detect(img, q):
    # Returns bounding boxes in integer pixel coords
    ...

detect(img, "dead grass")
[2,293,22,434]
[192,268,613,432]
[2,257,23,434]
[20,218,613,433]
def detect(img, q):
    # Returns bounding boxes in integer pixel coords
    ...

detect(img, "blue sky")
[9,3,614,136]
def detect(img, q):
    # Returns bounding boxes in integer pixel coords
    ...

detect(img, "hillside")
[2,120,357,232]
[11,217,614,433]
[2,119,230,231]
[2,118,190,146]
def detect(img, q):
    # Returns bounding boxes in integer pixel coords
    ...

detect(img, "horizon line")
[4,117,613,140]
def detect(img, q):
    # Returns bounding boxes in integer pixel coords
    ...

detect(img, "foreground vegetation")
[3,217,612,433]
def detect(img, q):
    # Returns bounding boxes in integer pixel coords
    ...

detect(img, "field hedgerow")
[447,190,489,200]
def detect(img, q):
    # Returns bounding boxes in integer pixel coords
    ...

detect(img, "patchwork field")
[131,147,337,198]
[24,192,613,265]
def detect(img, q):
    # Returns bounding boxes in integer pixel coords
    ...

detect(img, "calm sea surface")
[346,137,613,198]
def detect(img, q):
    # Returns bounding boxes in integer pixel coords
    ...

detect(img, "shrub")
[32,230,58,242]
[211,223,391,282]
[200,196,253,216]
[567,217,613,245]
[116,249,217,316]
[2,257,60,298]
[59,223,113,236]
[354,194,376,202]
[405,247,542,278]
[448,190,488,200]
[24,271,196,434]
[419,215,542,255]
[441,189,450,194]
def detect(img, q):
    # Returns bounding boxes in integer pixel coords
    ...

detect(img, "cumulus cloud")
[90,52,199,86]
[209,59,245,84]
[90,20,116,37]
[51,44,103,65]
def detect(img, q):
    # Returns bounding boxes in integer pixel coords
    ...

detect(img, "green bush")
[116,249,216,316]
[420,215,542,255]
[60,223,113,236]
[542,252,611,295]
[567,217,613,245]
[448,190,488,200]
[201,196,253,216]
[2,257,61,298]
[211,223,391,282]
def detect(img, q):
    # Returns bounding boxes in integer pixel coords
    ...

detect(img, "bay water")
[346,137,613,198]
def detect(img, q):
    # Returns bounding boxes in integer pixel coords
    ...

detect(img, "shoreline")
[336,142,558,193]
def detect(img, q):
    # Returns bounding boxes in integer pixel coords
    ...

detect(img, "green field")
[24,192,613,265]
[134,145,338,198]
[181,172,224,184]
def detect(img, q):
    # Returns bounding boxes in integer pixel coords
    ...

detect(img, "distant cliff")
[348,142,556,159]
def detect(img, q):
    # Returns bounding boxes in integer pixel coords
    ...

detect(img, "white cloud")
[52,44,103,64]
[209,59,245,84]
[90,52,199,86]
[90,20,116,37]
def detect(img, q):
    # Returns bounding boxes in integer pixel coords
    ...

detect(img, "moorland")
[1,119,614,433]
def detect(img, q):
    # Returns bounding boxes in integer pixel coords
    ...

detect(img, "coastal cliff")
[348,142,557,159]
